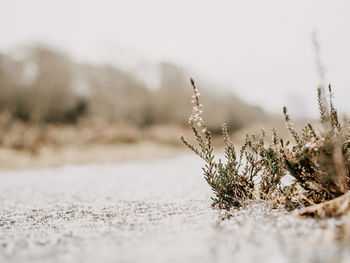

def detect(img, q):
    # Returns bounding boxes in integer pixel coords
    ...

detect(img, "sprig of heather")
[181,79,217,199]
[182,78,350,210]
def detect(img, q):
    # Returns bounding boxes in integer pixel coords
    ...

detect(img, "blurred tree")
[0,46,265,130]
[27,46,78,122]
[84,65,152,125]
[153,62,192,123]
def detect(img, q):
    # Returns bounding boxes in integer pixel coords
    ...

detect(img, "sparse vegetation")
[0,46,265,154]
[181,79,350,212]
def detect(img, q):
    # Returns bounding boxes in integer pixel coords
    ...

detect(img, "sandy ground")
[0,142,185,170]
[1,155,350,263]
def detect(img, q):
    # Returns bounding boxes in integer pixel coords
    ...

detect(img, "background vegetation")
[0,45,265,153]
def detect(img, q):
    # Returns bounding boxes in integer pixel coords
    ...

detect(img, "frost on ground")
[0,155,349,263]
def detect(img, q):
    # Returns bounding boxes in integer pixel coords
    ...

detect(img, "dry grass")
[0,113,193,169]
[0,111,192,151]
[0,109,257,170]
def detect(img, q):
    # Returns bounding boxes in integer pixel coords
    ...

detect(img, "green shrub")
[181,79,350,210]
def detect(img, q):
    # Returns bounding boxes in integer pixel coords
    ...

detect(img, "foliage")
[0,46,264,130]
[181,79,350,210]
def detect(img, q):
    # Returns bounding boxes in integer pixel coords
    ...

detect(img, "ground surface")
[0,155,350,263]
[0,142,184,170]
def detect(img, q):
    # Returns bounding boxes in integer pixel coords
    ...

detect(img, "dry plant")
[181,79,350,212]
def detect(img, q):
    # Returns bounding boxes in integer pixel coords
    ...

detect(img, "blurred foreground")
[1,155,349,263]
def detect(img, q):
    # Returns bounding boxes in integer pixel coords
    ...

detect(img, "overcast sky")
[0,0,349,117]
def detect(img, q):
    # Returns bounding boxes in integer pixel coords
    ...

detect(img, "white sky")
[0,0,349,117]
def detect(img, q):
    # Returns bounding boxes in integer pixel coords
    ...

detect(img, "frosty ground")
[0,155,349,263]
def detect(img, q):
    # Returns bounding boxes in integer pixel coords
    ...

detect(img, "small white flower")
[191,100,195,103]
[305,142,311,148]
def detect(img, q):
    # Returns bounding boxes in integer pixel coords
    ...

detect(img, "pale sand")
[1,155,349,263]
[0,142,185,170]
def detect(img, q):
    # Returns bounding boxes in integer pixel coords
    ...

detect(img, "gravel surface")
[0,155,349,263]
